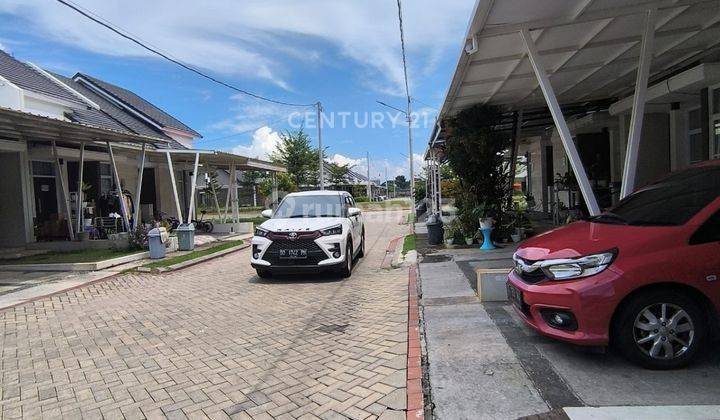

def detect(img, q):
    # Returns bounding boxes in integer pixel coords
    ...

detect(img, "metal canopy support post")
[317,102,324,190]
[52,139,75,240]
[107,141,131,233]
[271,173,279,209]
[187,152,200,225]
[166,152,183,222]
[222,163,233,223]
[366,152,372,200]
[520,28,601,216]
[230,164,239,224]
[133,143,146,230]
[76,142,85,234]
[621,9,656,199]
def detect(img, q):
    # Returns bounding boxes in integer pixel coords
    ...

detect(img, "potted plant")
[443,220,458,246]
[472,202,495,229]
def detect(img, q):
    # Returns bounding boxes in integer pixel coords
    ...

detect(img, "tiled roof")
[51,73,187,150]
[0,50,87,107]
[75,73,202,137]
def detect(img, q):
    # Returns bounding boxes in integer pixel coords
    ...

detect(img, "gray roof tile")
[75,73,202,137]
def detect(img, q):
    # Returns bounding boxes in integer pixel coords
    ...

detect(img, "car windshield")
[273,195,344,218]
[592,166,720,226]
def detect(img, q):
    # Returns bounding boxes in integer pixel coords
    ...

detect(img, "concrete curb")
[0,251,150,272]
[407,265,425,420]
[138,243,250,274]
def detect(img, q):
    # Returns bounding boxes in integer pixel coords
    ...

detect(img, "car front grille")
[263,238,327,266]
[514,257,548,284]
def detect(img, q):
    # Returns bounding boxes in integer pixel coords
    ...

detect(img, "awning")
[151,149,286,172]
[0,106,169,145]
[439,0,720,117]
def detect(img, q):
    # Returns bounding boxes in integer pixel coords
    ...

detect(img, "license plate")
[279,249,307,259]
[507,283,524,309]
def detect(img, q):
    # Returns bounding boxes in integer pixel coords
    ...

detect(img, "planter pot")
[479,218,494,229]
[445,238,454,246]
[84,218,93,227]
[511,234,521,243]
[464,238,473,245]
[78,231,90,242]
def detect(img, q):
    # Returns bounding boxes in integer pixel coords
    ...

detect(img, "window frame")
[709,83,720,160]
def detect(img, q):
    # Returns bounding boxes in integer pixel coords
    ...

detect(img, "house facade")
[426,0,720,219]
[0,50,283,247]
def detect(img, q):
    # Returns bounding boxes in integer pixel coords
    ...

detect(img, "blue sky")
[0,0,474,179]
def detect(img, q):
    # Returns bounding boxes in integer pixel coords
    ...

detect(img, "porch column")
[107,142,131,232]
[507,111,523,209]
[132,143,146,230]
[51,140,75,240]
[621,9,656,199]
[75,142,85,234]
[166,152,183,221]
[520,29,600,216]
[19,150,35,243]
[230,164,239,223]
[187,153,200,224]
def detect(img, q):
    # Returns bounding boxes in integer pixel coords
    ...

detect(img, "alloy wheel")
[633,302,695,360]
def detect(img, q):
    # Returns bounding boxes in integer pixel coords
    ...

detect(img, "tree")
[270,130,322,188]
[243,170,266,207]
[394,175,409,190]
[203,169,222,215]
[259,172,297,198]
[326,163,353,187]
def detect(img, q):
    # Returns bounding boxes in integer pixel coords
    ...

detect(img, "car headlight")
[320,224,343,236]
[254,227,270,237]
[536,249,617,281]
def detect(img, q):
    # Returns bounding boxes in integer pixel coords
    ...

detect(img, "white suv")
[250,191,365,278]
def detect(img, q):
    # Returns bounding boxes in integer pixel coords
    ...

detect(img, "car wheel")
[358,231,365,258]
[339,242,353,278]
[613,289,706,370]
[256,268,272,279]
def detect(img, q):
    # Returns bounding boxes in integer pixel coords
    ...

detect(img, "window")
[99,163,113,194]
[605,166,720,226]
[274,195,344,218]
[689,210,720,245]
[687,108,704,163]
[710,86,720,160]
[31,161,54,177]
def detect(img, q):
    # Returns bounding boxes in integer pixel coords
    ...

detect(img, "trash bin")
[147,227,167,259]
[415,201,427,219]
[176,223,195,251]
[426,215,444,245]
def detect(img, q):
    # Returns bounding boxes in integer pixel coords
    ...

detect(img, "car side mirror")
[348,207,361,217]
[261,209,273,219]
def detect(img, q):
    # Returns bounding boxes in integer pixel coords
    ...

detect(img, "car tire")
[339,242,353,278]
[613,289,706,370]
[358,231,365,258]
[256,268,272,279]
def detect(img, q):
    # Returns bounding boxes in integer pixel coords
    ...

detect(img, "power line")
[55,0,316,107]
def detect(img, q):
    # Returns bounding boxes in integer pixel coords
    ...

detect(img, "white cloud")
[0,0,473,95]
[231,126,281,160]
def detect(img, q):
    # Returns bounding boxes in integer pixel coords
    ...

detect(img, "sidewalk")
[415,224,720,419]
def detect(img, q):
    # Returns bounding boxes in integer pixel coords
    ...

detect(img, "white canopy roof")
[440,0,720,117]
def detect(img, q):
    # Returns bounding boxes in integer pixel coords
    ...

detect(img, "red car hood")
[516,221,679,261]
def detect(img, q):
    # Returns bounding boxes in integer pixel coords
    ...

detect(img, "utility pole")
[366,152,371,200]
[317,101,324,190]
[396,0,414,202]
[385,164,389,198]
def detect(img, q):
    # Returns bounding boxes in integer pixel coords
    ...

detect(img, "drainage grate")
[421,254,453,263]
[315,323,349,334]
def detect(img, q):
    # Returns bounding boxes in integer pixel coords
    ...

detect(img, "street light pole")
[317,101,324,190]
[366,151,371,200]
[407,97,414,201]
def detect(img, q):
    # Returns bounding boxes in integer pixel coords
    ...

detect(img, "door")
[345,195,362,251]
[33,177,58,223]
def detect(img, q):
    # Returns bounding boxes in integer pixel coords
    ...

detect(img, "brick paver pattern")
[1,212,410,420]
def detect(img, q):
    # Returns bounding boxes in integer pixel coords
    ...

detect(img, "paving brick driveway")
[1,211,411,420]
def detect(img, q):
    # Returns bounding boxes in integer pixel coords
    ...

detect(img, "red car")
[507,161,720,369]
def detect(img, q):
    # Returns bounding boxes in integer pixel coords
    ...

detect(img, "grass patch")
[357,198,413,211]
[402,234,416,256]
[143,240,244,269]
[0,248,141,265]
[406,213,416,224]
